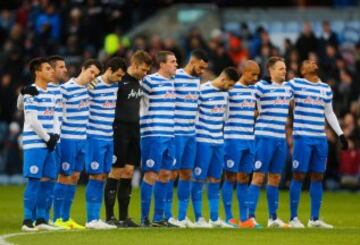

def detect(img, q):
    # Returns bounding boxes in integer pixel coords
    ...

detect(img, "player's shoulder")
[200,81,212,90]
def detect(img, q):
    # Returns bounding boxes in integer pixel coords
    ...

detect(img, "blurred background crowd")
[0,0,359,190]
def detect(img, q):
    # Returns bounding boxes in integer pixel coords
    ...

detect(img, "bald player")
[222,61,260,228]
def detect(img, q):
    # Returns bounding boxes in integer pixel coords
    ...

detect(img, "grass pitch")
[0,185,359,244]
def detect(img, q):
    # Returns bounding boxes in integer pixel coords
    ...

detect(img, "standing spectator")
[295,22,318,61]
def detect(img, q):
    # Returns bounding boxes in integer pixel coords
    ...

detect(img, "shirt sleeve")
[141,77,153,96]
[324,99,343,136]
[25,111,50,142]
[17,93,24,110]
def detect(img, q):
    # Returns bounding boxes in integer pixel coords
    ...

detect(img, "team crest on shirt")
[320,89,327,96]
[227,160,235,168]
[293,160,299,169]
[91,161,100,170]
[62,162,70,171]
[29,165,39,174]
[194,167,202,176]
[112,155,117,164]
[146,159,155,168]
[254,161,262,169]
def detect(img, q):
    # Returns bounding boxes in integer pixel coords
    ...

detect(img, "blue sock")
[177,179,191,221]
[36,181,54,221]
[153,181,167,222]
[53,183,66,221]
[247,184,260,218]
[266,185,279,220]
[208,182,220,221]
[237,182,249,222]
[310,181,323,221]
[140,181,153,223]
[221,180,234,221]
[86,179,104,222]
[24,178,40,221]
[191,181,203,221]
[44,181,55,222]
[62,184,76,221]
[164,180,174,220]
[289,179,303,220]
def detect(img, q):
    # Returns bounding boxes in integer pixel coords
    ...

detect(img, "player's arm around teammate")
[104,51,152,227]
[52,59,102,229]
[84,57,127,229]
[221,60,260,228]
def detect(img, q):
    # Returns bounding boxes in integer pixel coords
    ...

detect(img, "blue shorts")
[193,142,224,180]
[60,139,86,176]
[254,137,288,174]
[173,135,196,170]
[292,136,328,173]
[224,139,254,174]
[85,138,114,175]
[141,137,175,173]
[23,148,58,179]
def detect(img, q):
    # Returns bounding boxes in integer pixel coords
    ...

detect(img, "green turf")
[0,185,359,244]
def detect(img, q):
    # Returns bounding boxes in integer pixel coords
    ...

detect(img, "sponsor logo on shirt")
[128,89,143,99]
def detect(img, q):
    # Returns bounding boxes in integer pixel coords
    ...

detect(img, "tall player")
[191,67,239,228]
[21,57,60,231]
[85,57,126,229]
[104,51,152,227]
[247,57,292,228]
[140,51,178,227]
[53,59,102,229]
[288,60,348,228]
[222,60,260,228]
[165,49,209,227]
[18,55,68,223]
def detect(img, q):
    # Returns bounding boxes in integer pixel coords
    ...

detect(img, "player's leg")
[238,145,255,228]
[153,138,177,227]
[60,140,85,229]
[248,138,272,224]
[85,139,116,229]
[104,123,126,223]
[192,142,212,227]
[307,138,332,228]
[208,144,233,228]
[22,148,47,231]
[140,137,161,226]
[53,139,75,227]
[289,137,310,228]
[35,150,61,230]
[222,140,240,226]
[266,139,288,228]
[177,136,196,223]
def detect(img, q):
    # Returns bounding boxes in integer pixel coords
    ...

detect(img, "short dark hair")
[82,59,102,72]
[191,49,209,63]
[104,57,127,73]
[131,50,152,66]
[266,56,284,71]
[156,51,174,66]
[29,57,49,78]
[222,67,239,82]
[48,55,65,68]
